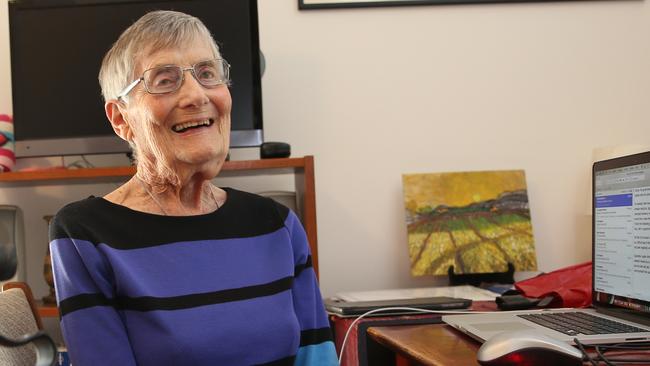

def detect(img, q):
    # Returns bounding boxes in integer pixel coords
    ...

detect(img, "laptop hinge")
[597,306,650,327]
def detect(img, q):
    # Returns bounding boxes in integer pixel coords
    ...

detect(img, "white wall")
[256,0,650,296]
[1,0,649,300]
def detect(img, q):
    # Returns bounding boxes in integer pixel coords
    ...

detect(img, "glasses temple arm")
[116,78,143,101]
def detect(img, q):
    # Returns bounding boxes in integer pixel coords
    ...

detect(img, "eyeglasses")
[117,58,230,101]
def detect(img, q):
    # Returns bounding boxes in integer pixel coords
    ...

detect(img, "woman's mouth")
[171,118,214,133]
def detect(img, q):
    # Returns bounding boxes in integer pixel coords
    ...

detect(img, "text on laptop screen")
[594,160,650,310]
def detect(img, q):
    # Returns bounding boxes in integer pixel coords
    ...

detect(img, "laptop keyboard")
[518,312,647,336]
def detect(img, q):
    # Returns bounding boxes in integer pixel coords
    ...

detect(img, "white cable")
[336,306,494,364]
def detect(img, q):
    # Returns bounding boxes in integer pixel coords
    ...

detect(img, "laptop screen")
[593,151,650,314]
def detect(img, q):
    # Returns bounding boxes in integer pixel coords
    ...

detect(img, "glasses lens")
[143,66,182,94]
[194,59,229,86]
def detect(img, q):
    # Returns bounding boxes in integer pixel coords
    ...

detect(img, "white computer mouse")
[476,329,584,366]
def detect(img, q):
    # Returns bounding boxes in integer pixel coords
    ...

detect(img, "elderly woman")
[49,10,338,366]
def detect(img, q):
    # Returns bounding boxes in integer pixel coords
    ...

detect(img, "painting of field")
[402,170,537,276]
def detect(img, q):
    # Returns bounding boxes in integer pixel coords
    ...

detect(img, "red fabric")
[515,261,592,308]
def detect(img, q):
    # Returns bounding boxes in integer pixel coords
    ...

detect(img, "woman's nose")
[177,70,209,107]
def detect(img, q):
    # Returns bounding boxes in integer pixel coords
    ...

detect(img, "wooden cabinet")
[0,156,318,318]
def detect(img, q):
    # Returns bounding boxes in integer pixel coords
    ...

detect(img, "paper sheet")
[334,285,498,302]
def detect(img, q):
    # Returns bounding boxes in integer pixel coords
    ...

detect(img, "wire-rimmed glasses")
[117,58,230,101]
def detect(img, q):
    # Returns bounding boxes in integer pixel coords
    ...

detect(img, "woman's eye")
[155,77,174,86]
[197,67,218,81]
[147,68,179,89]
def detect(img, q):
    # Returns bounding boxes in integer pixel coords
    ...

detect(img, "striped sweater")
[49,188,338,366]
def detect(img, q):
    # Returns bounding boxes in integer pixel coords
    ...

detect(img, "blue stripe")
[294,342,338,366]
[102,231,293,297]
[65,294,301,365]
[284,213,310,261]
[61,307,137,365]
[293,270,331,330]
[53,229,295,300]
[50,238,115,300]
[282,212,331,331]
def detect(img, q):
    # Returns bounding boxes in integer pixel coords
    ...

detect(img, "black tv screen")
[9,0,263,157]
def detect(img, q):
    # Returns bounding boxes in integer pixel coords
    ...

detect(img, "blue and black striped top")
[49,188,338,365]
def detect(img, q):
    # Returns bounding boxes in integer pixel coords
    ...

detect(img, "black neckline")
[91,187,233,220]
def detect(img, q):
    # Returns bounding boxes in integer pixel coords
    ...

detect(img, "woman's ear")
[105,100,134,142]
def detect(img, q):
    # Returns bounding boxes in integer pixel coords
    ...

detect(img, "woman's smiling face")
[126,36,232,172]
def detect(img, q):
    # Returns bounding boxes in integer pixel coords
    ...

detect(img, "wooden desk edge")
[367,323,481,366]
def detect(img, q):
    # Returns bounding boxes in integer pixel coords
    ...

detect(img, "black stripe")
[117,277,294,312]
[50,188,293,250]
[300,327,333,347]
[271,198,290,222]
[294,255,313,277]
[59,293,114,317]
[60,277,293,316]
[254,355,295,366]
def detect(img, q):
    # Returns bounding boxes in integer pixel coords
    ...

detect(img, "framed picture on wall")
[299,0,558,8]
[299,0,449,8]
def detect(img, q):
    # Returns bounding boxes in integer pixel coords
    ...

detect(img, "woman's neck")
[135,174,221,216]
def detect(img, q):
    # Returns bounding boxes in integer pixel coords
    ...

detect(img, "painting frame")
[299,0,524,9]
[299,0,466,9]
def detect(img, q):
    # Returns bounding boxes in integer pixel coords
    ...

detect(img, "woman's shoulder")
[54,196,107,220]
[225,188,292,222]
[50,196,110,241]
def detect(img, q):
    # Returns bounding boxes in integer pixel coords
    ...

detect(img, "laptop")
[325,296,472,317]
[443,150,650,345]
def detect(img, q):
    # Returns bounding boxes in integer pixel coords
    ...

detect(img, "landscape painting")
[402,170,537,276]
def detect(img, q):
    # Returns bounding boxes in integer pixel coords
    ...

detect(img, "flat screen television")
[9,0,263,158]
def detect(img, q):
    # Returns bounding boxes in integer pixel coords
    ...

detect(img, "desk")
[367,323,479,365]
[331,301,497,366]
[367,323,650,366]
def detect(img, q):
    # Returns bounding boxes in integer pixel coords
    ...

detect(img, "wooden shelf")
[0,157,309,182]
[36,301,60,318]
[4,156,319,318]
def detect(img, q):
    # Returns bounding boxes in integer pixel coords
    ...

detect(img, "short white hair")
[98,10,222,102]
